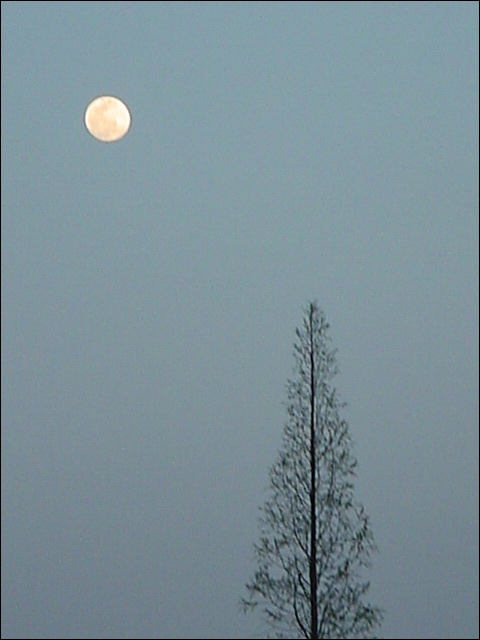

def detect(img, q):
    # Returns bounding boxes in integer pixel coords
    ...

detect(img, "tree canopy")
[242,302,383,639]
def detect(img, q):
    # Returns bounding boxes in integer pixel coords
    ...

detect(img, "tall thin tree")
[242,302,383,639]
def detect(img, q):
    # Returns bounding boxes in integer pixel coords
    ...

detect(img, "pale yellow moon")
[84,96,131,142]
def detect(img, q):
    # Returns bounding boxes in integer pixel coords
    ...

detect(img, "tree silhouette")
[242,302,383,639]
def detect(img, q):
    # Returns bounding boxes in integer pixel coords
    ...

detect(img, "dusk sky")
[1,2,478,638]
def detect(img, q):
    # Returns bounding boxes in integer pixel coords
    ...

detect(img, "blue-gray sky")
[1,2,478,638]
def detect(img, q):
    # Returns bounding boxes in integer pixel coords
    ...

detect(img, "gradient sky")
[1,2,478,639]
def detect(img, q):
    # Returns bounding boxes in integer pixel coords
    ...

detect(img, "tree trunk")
[309,307,318,640]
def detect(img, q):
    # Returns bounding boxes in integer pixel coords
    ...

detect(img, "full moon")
[84,95,131,142]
